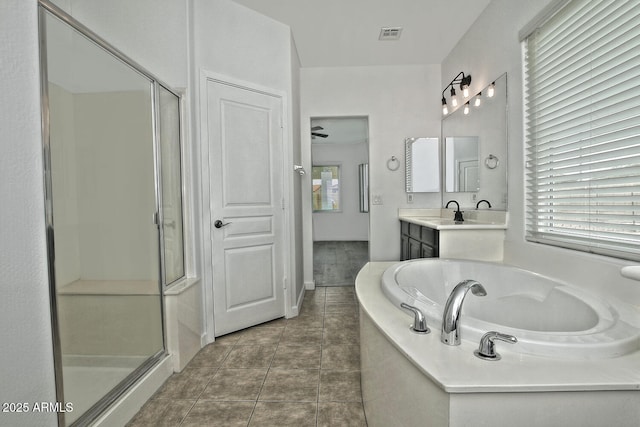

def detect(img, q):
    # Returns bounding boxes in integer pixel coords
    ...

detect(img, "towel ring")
[387,156,400,171]
[485,154,499,169]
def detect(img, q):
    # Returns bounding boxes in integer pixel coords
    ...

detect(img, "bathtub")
[356,261,640,427]
[381,259,640,359]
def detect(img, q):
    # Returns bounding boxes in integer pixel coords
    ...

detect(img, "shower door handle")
[214,220,231,229]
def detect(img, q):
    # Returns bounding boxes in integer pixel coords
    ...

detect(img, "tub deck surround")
[356,262,640,393]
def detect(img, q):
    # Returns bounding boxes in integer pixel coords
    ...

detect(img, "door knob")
[214,220,231,229]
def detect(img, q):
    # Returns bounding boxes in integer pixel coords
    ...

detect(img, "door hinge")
[281,198,285,210]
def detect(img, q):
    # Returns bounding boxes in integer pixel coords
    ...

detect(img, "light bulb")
[450,87,458,107]
[487,82,495,98]
[441,97,448,115]
[462,85,469,98]
[474,92,481,107]
[463,102,470,115]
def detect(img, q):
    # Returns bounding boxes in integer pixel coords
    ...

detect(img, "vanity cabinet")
[400,220,439,260]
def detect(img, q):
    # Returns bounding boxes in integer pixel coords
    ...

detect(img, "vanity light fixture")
[441,72,472,115]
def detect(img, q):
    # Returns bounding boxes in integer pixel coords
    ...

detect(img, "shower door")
[41,4,169,425]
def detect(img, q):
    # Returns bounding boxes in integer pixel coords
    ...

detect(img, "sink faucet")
[476,199,492,209]
[445,200,464,222]
[441,280,487,345]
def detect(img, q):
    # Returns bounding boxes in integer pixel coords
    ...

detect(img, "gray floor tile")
[152,367,217,400]
[319,370,362,402]
[126,399,194,426]
[222,345,277,368]
[321,344,360,370]
[181,400,254,427]
[281,327,324,346]
[258,369,320,402]
[187,343,233,368]
[271,344,322,369]
[200,368,267,401]
[318,402,367,427]
[249,402,317,427]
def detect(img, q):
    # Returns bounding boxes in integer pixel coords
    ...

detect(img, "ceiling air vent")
[379,27,403,41]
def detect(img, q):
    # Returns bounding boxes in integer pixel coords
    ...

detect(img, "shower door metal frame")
[38,1,184,424]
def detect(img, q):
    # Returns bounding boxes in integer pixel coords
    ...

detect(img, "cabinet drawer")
[421,226,439,246]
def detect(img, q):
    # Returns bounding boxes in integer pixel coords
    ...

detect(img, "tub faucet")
[441,280,487,345]
[445,200,464,222]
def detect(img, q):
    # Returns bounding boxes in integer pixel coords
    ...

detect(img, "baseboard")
[304,280,315,290]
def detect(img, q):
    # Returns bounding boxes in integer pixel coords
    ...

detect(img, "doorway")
[310,117,370,287]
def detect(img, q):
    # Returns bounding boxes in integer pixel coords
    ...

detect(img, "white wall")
[312,142,369,241]
[0,2,58,426]
[64,0,188,88]
[442,0,640,306]
[301,64,442,280]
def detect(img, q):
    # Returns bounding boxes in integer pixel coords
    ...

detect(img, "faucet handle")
[400,303,430,334]
[474,331,517,361]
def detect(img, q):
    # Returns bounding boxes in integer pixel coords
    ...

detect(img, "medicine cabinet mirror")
[442,72,508,209]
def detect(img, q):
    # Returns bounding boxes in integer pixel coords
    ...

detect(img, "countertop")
[398,208,508,230]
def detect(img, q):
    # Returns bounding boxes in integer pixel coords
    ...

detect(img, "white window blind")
[524,0,640,261]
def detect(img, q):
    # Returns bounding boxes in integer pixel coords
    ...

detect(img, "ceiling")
[231,0,492,67]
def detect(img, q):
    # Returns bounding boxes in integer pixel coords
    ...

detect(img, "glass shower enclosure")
[39,1,185,425]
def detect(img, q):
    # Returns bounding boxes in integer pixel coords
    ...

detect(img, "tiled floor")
[127,286,367,426]
[313,241,369,286]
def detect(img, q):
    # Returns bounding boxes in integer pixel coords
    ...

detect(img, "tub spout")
[441,280,487,345]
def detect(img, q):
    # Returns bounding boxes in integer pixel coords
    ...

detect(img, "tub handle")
[400,303,430,334]
[474,331,517,361]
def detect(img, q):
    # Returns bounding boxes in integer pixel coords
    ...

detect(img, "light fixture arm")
[441,71,472,115]
[441,72,472,99]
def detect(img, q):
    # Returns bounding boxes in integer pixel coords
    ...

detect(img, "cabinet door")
[401,234,410,261]
[408,238,421,260]
[421,243,437,258]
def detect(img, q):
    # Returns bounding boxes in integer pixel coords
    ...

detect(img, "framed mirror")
[442,73,508,209]
[405,137,440,193]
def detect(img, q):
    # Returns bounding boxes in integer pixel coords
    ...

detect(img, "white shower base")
[62,356,147,424]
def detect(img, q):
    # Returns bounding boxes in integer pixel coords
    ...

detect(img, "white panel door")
[206,79,285,336]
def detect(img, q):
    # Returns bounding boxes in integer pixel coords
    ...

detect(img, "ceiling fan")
[311,125,328,139]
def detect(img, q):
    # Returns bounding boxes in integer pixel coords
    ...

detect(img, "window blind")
[524,0,640,261]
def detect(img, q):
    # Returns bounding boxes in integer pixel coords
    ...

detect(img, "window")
[312,165,341,212]
[524,0,640,261]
